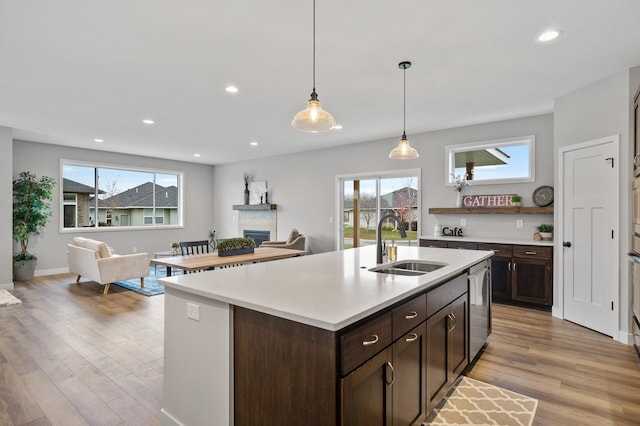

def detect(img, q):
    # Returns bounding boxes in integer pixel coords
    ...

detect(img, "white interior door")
[562,136,618,336]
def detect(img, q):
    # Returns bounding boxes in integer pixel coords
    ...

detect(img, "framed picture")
[249,181,267,204]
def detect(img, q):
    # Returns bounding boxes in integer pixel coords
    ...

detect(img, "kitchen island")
[159,245,492,426]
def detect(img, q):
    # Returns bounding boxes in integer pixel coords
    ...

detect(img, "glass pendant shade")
[389,132,419,159]
[292,97,335,132]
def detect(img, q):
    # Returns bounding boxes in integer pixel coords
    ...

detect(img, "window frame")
[445,135,535,185]
[335,168,421,251]
[60,159,184,233]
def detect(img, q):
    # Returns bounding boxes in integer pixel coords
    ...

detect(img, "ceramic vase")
[456,191,462,207]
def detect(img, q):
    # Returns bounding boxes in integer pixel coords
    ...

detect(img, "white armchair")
[67,237,150,295]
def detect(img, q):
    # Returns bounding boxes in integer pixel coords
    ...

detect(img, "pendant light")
[291,0,335,132]
[389,61,419,159]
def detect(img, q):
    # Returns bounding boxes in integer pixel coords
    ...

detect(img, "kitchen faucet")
[376,214,407,264]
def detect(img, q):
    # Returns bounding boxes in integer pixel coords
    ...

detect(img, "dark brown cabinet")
[511,246,553,306]
[235,273,472,426]
[633,86,640,177]
[342,298,427,426]
[421,239,553,309]
[425,294,468,413]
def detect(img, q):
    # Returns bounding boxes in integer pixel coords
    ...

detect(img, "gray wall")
[554,66,640,339]
[13,140,215,275]
[1,127,13,289]
[212,113,554,254]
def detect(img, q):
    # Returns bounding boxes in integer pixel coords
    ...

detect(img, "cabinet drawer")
[513,245,552,260]
[420,239,447,248]
[427,274,468,317]
[340,312,392,375]
[478,243,512,258]
[446,241,479,250]
[392,293,427,340]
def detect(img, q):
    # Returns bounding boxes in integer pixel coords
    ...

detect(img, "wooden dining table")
[150,246,307,276]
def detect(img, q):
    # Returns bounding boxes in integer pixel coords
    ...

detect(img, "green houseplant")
[536,224,553,241]
[13,171,56,280]
[511,195,522,207]
[216,237,256,257]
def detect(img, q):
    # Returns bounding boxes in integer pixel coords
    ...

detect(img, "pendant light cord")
[312,0,316,92]
[403,65,406,134]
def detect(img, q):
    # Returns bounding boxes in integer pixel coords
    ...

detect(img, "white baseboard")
[0,282,14,290]
[35,267,69,277]
[617,330,632,345]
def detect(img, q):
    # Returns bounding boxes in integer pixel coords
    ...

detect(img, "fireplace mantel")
[232,204,277,211]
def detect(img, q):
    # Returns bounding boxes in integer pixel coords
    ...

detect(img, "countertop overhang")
[160,245,492,331]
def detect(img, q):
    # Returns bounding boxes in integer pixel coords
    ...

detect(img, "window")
[445,135,535,185]
[337,170,421,250]
[61,160,183,231]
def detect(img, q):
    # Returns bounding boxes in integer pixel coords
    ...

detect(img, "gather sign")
[461,194,516,208]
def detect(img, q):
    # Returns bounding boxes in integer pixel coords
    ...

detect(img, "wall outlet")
[329,216,333,224]
[516,219,524,228]
[460,218,467,227]
[132,246,137,253]
[187,303,200,321]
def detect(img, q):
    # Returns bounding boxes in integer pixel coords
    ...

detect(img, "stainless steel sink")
[369,260,447,276]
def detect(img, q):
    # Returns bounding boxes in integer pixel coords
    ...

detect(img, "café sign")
[462,194,516,208]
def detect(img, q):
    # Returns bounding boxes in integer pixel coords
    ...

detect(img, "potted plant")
[171,242,180,255]
[511,195,522,207]
[536,224,554,241]
[216,237,256,257]
[13,171,56,281]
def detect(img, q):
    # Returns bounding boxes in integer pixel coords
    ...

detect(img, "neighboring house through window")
[61,161,183,230]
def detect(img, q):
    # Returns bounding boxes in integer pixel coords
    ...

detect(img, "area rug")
[424,376,538,426]
[0,289,22,307]
[113,266,166,296]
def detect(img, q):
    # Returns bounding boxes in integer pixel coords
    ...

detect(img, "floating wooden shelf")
[232,204,277,211]
[428,207,553,215]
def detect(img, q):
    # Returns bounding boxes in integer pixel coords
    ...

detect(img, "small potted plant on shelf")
[511,195,522,207]
[536,224,554,241]
[171,242,180,255]
[216,237,256,257]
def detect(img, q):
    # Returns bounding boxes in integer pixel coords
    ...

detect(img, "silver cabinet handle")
[525,251,537,255]
[405,333,418,343]
[508,261,511,272]
[447,313,456,332]
[386,361,395,386]
[634,154,640,166]
[362,334,379,346]
[405,311,418,320]
[450,312,457,330]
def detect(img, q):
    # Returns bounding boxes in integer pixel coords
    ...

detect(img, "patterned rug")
[0,289,22,307]
[424,376,538,426]
[112,266,166,296]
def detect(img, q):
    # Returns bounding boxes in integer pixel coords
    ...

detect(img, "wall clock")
[532,185,554,207]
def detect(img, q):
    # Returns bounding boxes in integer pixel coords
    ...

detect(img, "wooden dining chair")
[179,240,210,256]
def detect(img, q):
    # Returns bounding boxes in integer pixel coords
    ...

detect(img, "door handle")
[563,241,572,247]
[385,361,395,386]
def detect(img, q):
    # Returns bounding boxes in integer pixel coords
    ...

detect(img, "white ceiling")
[2,1,640,165]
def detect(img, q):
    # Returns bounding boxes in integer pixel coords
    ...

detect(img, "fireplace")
[243,230,270,247]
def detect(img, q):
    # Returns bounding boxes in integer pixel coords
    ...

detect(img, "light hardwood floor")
[1,274,639,425]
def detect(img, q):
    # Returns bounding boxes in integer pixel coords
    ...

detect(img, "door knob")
[563,241,572,247]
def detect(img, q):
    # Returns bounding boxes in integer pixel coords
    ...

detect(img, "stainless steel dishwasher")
[468,259,491,361]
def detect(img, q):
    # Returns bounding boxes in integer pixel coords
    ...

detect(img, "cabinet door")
[425,307,450,413]
[449,295,468,378]
[446,241,479,250]
[392,323,426,426]
[341,347,393,426]
[512,258,552,306]
[419,239,447,248]
[490,257,511,303]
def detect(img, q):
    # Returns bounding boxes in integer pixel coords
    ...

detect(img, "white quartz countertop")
[159,245,492,331]
[420,235,554,247]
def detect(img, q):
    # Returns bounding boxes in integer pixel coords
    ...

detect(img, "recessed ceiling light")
[250,141,259,146]
[537,30,561,42]
[93,138,104,143]
[334,124,343,130]
[142,119,155,125]
[194,153,201,157]
[225,86,239,93]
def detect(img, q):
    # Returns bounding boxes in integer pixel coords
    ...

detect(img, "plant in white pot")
[13,171,56,281]
[536,224,554,241]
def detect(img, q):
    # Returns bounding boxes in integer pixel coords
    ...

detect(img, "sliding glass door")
[338,170,420,250]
